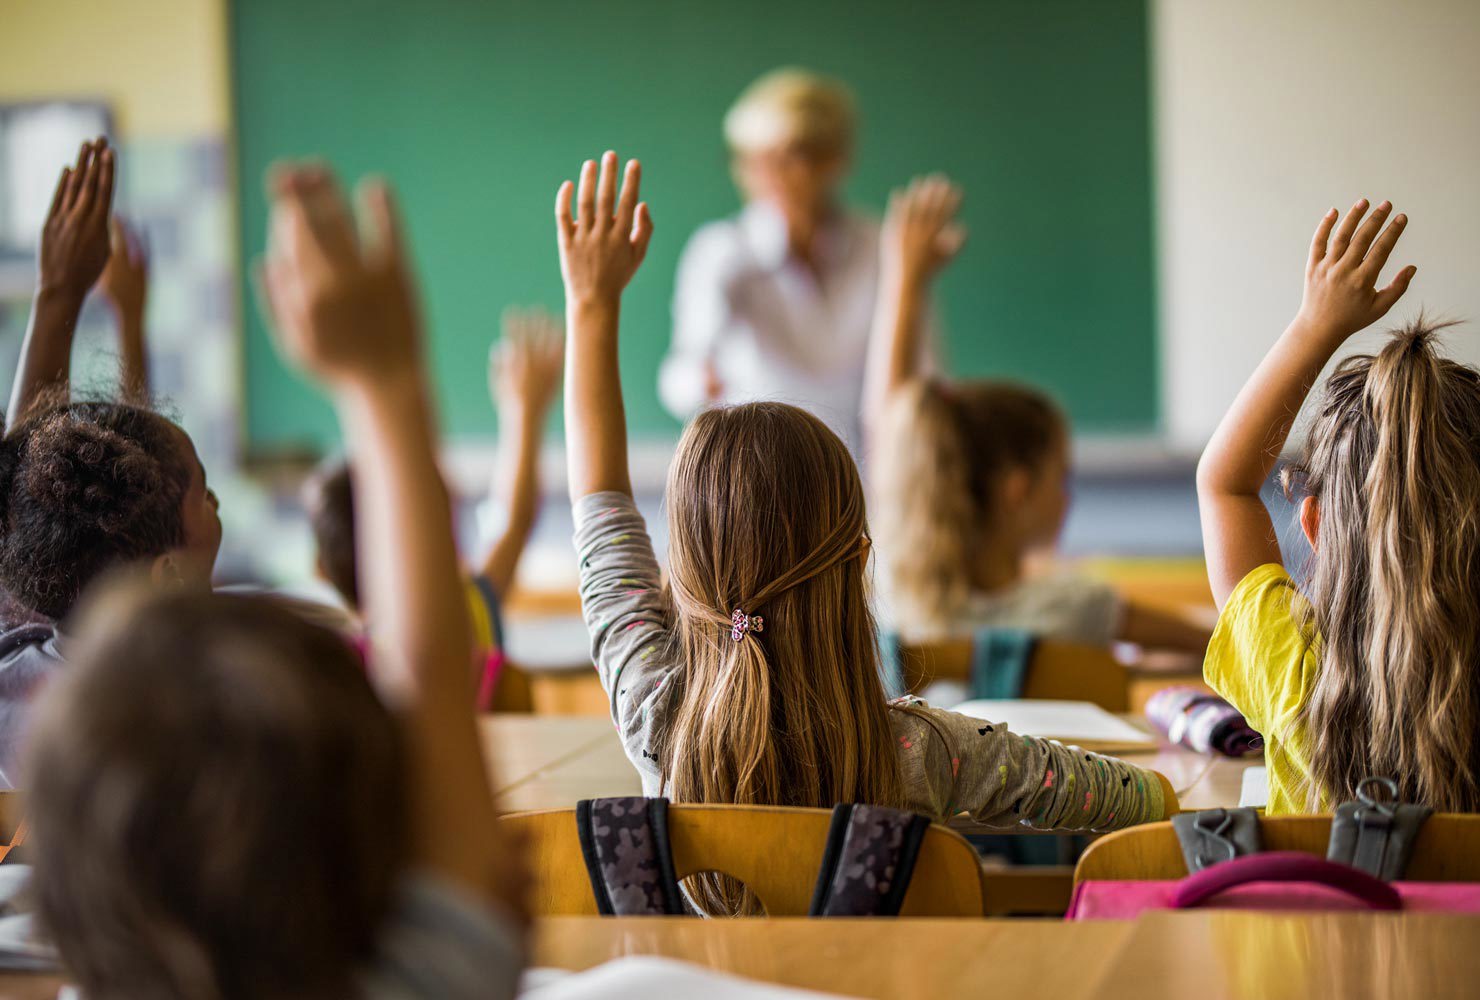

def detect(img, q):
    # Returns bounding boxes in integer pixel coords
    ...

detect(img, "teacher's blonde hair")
[723,68,856,158]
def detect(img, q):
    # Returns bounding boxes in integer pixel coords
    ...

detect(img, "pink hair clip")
[731,608,764,642]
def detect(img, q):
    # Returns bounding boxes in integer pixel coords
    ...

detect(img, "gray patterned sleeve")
[572,492,676,778]
[891,698,1166,830]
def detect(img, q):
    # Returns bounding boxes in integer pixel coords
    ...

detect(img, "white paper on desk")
[1239,766,1269,808]
[519,957,859,999]
[948,699,1154,746]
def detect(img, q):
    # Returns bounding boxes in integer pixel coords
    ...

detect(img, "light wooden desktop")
[2,910,1473,1000]
[482,714,1256,815]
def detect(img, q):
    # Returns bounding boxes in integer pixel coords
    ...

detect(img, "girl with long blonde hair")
[1198,197,1480,813]
[865,176,1212,655]
[557,152,1174,913]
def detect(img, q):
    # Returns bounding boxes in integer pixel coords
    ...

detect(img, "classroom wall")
[0,0,241,474]
[0,0,291,579]
[232,0,1159,453]
[0,0,231,136]
[1153,0,1480,448]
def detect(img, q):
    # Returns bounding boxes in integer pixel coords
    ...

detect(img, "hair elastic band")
[730,608,764,642]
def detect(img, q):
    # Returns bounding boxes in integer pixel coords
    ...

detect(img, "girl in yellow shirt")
[1198,198,1480,814]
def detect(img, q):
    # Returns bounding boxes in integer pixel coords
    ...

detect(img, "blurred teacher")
[659,68,922,453]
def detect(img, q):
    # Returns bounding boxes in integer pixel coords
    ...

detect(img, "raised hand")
[9,138,119,424]
[100,217,151,398]
[881,174,966,289]
[1298,199,1416,341]
[99,217,149,324]
[38,138,116,301]
[258,163,420,392]
[492,306,564,422]
[555,151,654,308]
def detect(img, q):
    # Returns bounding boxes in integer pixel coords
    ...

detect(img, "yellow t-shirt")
[1203,564,1321,814]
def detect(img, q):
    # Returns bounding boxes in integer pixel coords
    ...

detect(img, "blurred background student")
[659,68,932,455]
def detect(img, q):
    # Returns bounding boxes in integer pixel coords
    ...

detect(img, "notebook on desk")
[949,699,1157,756]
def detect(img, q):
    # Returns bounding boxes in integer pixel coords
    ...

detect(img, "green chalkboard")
[232,0,1156,451]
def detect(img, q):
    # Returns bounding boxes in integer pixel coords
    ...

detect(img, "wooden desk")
[10,911,1475,1000]
[481,715,616,797]
[532,916,1134,1000]
[1095,910,1480,999]
[489,714,1258,816]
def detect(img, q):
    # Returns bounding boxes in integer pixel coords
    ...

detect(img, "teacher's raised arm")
[660,68,909,455]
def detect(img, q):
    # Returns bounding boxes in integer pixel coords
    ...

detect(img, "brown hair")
[305,459,359,609]
[0,400,192,620]
[872,378,1066,635]
[659,402,903,913]
[1285,320,1480,811]
[25,585,409,1000]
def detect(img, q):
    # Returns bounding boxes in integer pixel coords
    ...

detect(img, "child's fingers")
[631,202,654,262]
[1371,264,1417,318]
[69,142,98,219]
[292,170,358,264]
[1308,208,1339,269]
[252,256,291,334]
[1327,198,1370,262]
[47,167,72,221]
[87,147,116,230]
[576,159,598,231]
[356,177,406,271]
[616,158,641,229]
[595,151,618,226]
[62,141,90,213]
[555,180,576,244]
[937,222,968,259]
[1360,213,1408,280]
[1343,200,1391,264]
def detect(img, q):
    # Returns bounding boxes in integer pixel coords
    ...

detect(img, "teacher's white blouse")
[660,200,930,454]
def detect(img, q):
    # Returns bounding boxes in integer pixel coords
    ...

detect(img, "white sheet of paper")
[520,957,858,999]
[948,699,1155,746]
[1239,765,1269,808]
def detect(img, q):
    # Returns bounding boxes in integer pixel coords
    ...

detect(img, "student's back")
[1198,197,1480,813]
[555,152,1174,914]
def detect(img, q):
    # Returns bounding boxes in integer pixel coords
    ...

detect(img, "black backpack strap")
[1172,807,1264,872]
[576,797,685,915]
[1327,777,1433,880]
[808,803,931,917]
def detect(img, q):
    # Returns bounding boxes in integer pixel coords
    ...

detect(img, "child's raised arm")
[862,174,964,421]
[1196,200,1415,608]
[479,307,563,595]
[8,138,115,425]
[556,151,653,501]
[259,165,520,919]
[99,217,151,400]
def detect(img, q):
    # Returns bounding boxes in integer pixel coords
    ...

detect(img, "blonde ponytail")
[1294,320,1480,811]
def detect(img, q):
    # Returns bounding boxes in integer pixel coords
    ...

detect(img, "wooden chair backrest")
[900,637,1129,712]
[1074,814,1480,885]
[504,802,988,916]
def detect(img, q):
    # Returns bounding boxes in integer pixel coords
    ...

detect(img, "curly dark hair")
[0,401,192,621]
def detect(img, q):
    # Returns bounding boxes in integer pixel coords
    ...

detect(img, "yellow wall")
[0,0,229,136]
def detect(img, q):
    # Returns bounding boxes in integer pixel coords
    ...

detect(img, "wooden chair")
[898,637,1130,712]
[503,802,988,916]
[1073,814,1480,886]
